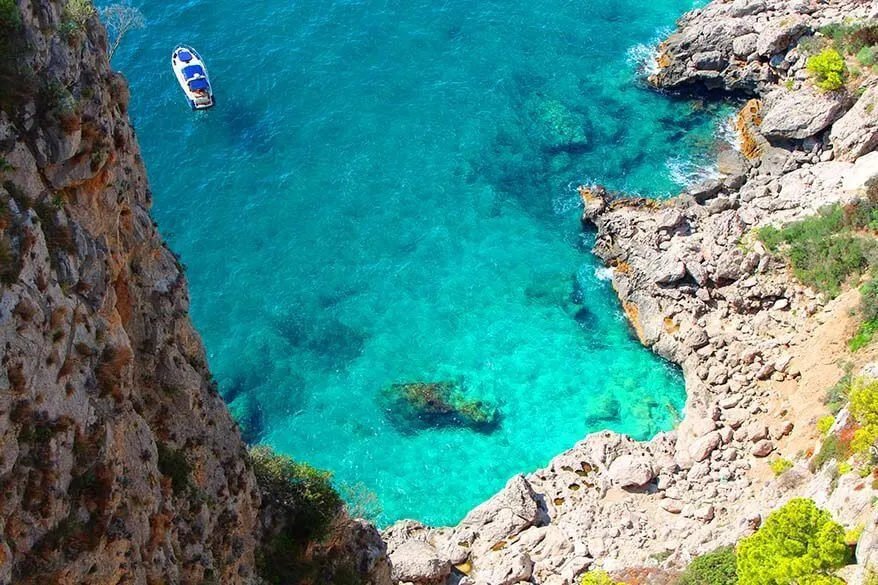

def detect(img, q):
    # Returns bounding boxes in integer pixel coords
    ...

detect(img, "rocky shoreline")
[384,1,878,583]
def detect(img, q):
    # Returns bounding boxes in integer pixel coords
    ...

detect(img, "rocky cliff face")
[384,1,878,584]
[0,2,262,583]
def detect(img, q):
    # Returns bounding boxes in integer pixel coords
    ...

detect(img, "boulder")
[689,179,723,202]
[477,550,534,585]
[607,454,656,488]
[843,151,878,198]
[689,431,722,463]
[755,17,808,57]
[389,540,451,583]
[732,33,759,57]
[693,50,728,71]
[730,0,766,17]
[685,327,710,349]
[751,440,774,457]
[654,260,687,285]
[714,250,745,283]
[830,85,878,161]
[760,88,850,140]
[457,475,542,554]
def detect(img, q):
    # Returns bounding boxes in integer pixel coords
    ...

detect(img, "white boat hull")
[171,46,215,110]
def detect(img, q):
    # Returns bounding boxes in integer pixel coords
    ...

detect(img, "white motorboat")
[171,46,215,110]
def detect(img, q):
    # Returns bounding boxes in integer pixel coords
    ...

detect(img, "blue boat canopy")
[182,64,205,80]
[177,50,193,62]
[188,78,210,91]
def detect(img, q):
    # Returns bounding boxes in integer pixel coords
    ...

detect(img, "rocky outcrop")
[650,0,873,95]
[830,84,878,161]
[384,2,878,583]
[0,3,262,583]
[759,87,850,140]
[0,2,391,584]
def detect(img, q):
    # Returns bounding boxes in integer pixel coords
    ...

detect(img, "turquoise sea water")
[108,0,731,526]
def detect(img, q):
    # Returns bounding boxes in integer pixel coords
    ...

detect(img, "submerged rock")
[381,381,500,433]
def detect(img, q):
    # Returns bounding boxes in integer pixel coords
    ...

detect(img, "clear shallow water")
[108,0,730,526]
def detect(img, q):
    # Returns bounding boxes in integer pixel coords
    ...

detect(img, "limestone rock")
[760,88,850,140]
[477,551,534,585]
[690,432,722,463]
[390,540,451,583]
[843,152,878,198]
[457,475,543,554]
[608,454,656,487]
[752,440,775,457]
[654,260,687,285]
[830,86,878,162]
[755,17,807,57]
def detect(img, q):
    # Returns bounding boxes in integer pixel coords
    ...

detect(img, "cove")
[108,0,730,527]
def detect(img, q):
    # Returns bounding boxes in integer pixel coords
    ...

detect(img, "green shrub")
[858,46,877,67]
[757,203,878,298]
[581,571,623,585]
[807,48,847,91]
[62,0,95,32]
[849,26,878,52]
[810,434,852,471]
[0,0,34,114]
[0,0,20,30]
[820,22,878,54]
[249,445,342,540]
[825,366,853,414]
[795,576,846,585]
[770,458,794,476]
[849,377,878,457]
[680,546,738,585]
[845,524,864,545]
[736,498,848,585]
[156,442,191,495]
[849,320,878,351]
[249,445,345,585]
[818,416,836,436]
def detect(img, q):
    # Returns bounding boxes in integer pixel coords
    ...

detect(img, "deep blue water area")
[108,0,731,526]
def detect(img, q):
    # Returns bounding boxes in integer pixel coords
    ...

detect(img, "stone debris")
[384,0,878,582]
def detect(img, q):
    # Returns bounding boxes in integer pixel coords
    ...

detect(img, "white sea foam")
[626,27,672,77]
[717,112,741,152]
[666,155,720,188]
[594,267,615,282]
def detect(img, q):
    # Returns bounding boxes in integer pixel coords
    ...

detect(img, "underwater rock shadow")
[273,309,369,372]
[379,381,503,436]
[217,102,276,155]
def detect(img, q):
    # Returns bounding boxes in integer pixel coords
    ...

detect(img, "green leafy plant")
[825,365,853,414]
[736,498,848,585]
[770,458,794,476]
[250,445,342,540]
[806,48,847,91]
[249,445,344,585]
[849,377,878,457]
[857,45,877,67]
[810,434,852,472]
[62,0,96,31]
[581,571,624,585]
[757,202,878,298]
[817,416,836,436]
[845,524,864,546]
[680,546,738,585]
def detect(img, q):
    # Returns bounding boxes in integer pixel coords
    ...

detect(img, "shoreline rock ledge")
[385,0,878,583]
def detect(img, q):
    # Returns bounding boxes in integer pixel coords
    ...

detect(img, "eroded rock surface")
[384,1,878,583]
